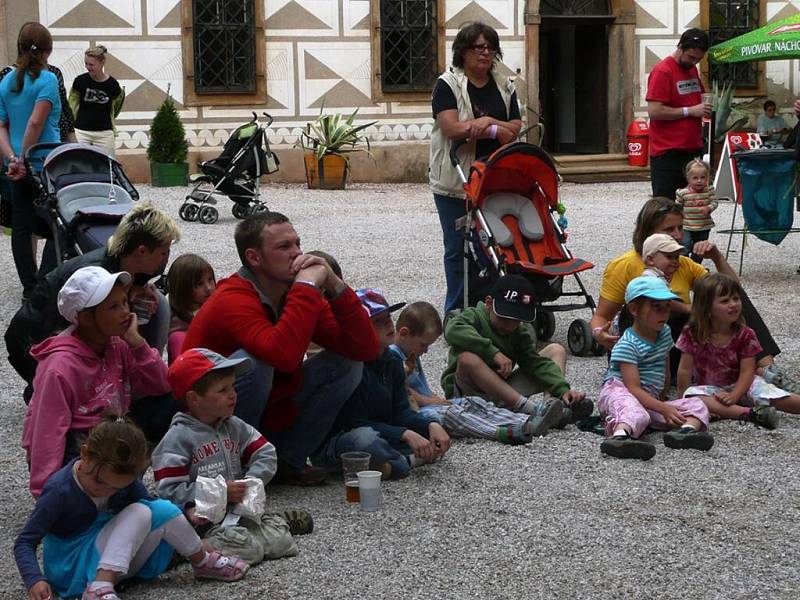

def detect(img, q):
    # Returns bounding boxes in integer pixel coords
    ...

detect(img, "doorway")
[539,18,611,154]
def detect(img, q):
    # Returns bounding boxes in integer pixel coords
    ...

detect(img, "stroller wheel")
[591,340,607,356]
[179,203,200,222]
[535,310,556,342]
[232,203,251,219]
[567,319,593,357]
[252,203,269,214]
[198,205,219,224]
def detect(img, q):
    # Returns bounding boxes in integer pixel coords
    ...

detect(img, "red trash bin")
[627,118,649,167]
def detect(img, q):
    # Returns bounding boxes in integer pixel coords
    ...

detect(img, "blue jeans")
[232,349,363,470]
[681,228,710,263]
[311,426,412,479]
[433,193,467,313]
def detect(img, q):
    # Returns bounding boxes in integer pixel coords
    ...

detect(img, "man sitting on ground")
[183,212,380,485]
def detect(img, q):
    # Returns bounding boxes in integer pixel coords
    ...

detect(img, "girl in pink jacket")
[22,266,169,497]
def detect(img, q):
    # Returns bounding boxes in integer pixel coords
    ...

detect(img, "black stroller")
[26,143,138,265]
[180,112,279,224]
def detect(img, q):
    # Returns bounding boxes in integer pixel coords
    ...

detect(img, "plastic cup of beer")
[341,451,370,503]
[701,93,713,123]
[357,470,383,512]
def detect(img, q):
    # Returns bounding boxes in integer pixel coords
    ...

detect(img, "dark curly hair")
[452,22,502,69]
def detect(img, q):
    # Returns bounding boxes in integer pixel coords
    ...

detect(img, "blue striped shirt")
[605,326,673,391]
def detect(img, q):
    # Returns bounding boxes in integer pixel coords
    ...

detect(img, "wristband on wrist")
[294,279,319,291]
[682,107,689,118]
[489,124,498,139]
[591,326,605,339]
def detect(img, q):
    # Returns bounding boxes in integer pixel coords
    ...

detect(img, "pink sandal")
[193,551,249,582]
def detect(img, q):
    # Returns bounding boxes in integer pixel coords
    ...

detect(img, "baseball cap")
[169,348,252,399]
[624,276,680,304]
[642,233,684,259]
[490,274,536,322]
[57,266,133,324]
[356,288,406,318]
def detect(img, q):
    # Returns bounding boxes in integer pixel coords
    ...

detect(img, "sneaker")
[763,364,800,395]
[272,461,327,486]
[600,434,656,460]
[278,508,314,536]
[523,399,565,437]
[570,397,595,420]
[82,585,120,600]
[748,405,780,430]
[663,427,714,451]
[377,461,393,480]
[554,405,572,429]
[193,551,249,582]
[496,422,533,444]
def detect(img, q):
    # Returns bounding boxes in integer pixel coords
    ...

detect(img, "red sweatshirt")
[183,269,380,430]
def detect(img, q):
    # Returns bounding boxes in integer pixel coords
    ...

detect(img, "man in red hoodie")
[183,212,381,485]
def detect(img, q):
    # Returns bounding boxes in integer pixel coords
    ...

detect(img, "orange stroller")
[450,140,601,356]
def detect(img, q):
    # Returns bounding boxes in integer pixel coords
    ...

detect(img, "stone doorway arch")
[524,0,636,153]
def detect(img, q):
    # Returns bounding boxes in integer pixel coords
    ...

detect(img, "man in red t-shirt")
[183,211,381,485]
[646,28,712,199]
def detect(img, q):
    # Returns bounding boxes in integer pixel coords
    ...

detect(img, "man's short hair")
[234,211,291,268]
[678,28,709,52]
[764,100,777,111]
[107,203,180,257]
[396,301,443,337]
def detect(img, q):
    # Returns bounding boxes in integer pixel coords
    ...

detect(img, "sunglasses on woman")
[469,44,497,55]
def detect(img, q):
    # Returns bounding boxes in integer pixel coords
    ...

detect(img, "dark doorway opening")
[539,17,611,154]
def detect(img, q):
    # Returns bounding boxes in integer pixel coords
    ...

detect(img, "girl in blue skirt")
[15,416,248,600]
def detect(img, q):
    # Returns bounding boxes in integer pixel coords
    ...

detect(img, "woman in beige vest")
[429,22,522,313]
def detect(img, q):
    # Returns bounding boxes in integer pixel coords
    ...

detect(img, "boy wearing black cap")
[441,274,591,435]
[312,288,450,480]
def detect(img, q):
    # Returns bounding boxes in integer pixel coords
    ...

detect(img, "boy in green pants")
[442,274,592,435]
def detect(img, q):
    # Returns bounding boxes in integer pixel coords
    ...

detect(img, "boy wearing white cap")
[598,276,713,461]
[21,266,170,497]
[640,233,685,282]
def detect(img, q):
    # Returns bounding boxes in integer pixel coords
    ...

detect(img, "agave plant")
[297,108,377,162]
[712,80,749,143]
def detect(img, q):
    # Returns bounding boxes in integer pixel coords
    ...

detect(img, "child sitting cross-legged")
[390,301,549,444]
[22,266,170,498]
[15,416,248,600]
[598,276,714,461]
[312,289,451,480]
[441,274,592,433]
[151,348,313,566]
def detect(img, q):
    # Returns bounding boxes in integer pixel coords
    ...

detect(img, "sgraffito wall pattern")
[18,0,800,160]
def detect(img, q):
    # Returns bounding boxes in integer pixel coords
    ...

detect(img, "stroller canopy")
[465,142,560,208]
[41,143,138,200]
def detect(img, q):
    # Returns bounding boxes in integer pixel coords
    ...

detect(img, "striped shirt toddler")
[605,325,674,392]
[675,185,718,231]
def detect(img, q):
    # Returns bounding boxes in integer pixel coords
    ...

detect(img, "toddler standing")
[598,276,714,460]
[675,159,718,262]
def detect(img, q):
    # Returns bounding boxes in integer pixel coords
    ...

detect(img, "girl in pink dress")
[676,273,799,429]
[166,254,216,364]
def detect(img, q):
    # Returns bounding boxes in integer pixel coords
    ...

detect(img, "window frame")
[700,0,767,97]
[370,0,446,103]
[180,0,267,106]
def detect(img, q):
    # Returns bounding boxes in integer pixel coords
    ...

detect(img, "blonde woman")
[69,45,124,156]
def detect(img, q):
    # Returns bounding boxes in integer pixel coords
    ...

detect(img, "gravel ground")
[2,180,800,599]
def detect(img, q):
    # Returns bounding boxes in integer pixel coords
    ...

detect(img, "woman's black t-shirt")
[432,76,520,159]
[72,73,121,131]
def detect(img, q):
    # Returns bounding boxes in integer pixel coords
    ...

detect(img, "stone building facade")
[1,0,797,183]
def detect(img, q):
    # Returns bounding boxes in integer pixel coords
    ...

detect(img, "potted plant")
[297,108,376,189]
[147,85,189,187]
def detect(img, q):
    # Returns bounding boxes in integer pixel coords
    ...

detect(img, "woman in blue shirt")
[0,22,61,298]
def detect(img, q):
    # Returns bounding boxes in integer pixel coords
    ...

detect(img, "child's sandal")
[193,551,249,582]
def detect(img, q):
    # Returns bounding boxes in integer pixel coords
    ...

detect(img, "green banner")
[709,13,800,63]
